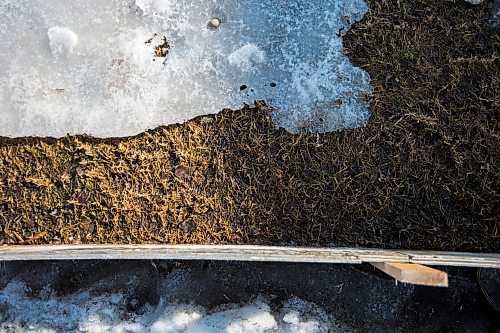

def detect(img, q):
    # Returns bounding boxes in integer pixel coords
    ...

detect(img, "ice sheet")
[0,0,371,137]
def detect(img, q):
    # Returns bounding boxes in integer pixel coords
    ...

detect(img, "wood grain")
[372,262,449,287]
[0,245,498,268]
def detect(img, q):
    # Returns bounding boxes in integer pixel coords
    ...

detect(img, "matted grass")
[1,0,498,251]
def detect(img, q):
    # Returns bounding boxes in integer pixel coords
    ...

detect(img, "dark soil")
[0,0,499,251]
[1,261,499,332]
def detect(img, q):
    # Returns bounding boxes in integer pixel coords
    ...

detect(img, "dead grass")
[0,0,498,251]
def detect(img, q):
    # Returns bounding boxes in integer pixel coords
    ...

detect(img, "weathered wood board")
[0,245,498,268]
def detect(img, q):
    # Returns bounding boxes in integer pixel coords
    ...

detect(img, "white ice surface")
[47,26,79,57]
[0,0,371,137]
[0,280,354,333]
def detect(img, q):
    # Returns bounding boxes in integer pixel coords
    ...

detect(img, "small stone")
[208,18,221,28]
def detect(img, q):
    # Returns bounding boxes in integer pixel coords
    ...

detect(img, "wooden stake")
[372,262,448,287]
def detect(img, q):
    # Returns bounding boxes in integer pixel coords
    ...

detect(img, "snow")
[0,280,354,333]
[135,0,171,15]
[0,0,371,137]
[228,44,266,70]
[47,26,79,57]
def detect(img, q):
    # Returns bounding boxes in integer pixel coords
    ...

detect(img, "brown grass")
[1,0,499,251]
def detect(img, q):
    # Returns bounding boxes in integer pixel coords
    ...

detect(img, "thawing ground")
[0,0,371,137]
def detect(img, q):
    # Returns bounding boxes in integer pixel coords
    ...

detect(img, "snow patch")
[0,281,354,333]
[0,0,371,137]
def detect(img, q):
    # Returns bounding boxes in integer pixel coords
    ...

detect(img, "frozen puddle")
[0,281,354,333]
[0,0,371,137]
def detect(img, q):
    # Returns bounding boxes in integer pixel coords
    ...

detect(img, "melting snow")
[0,280,354,333]
[0,0,371,137]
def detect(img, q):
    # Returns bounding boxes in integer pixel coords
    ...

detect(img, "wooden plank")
[372,262,449,287]
[0,245,498,268]
[395,250,500,267]
[0,245,403,263]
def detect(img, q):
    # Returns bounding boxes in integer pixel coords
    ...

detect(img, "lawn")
[1,0,498,252]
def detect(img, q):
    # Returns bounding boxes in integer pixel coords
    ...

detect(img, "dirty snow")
[0,280,353,333]
[0,0,371,137]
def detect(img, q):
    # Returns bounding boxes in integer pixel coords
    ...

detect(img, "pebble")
[208,18,221,28]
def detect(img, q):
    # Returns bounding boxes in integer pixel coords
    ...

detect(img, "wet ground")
[1,260,498,332]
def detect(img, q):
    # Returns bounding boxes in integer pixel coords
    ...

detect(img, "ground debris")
[154,36,170,58]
